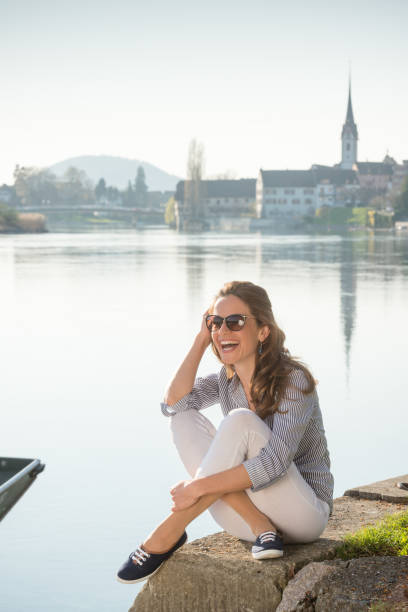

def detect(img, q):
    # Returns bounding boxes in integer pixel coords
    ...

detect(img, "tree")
[13,164,96,207]
[369,195,387,210]
[394,176,408,220]
[123,180,135,207]
[208,170,236,180]
[0,203,19,228]
[59,167,95,205]
[185,139,205,219]
[106,185,121,204]
[134,166,148,207]
[13,165,57,206]
[164,196,176,228]
[95,178,107,201]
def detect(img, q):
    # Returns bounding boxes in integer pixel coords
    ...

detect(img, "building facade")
[255,166,360,218]
[175,179,256,217]
[256,170,316,218]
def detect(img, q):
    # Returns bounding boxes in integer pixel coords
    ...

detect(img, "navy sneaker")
[251,531,283,559]
[117,531,187,584]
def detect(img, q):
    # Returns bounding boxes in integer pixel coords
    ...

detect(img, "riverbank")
[130,474,408,612]
[0,212,47,233]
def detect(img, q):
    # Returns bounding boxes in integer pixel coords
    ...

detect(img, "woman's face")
[211,294,269,370]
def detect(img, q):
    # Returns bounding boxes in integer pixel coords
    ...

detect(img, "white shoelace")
[131,546,150,566]
[258,531,277,545]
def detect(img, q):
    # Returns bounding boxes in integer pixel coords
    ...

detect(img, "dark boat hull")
[0,457,45,522]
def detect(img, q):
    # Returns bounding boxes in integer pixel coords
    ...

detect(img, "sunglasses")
[205,314,256,332]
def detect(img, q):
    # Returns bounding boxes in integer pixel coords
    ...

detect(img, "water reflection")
[180,242,206,303]
[340,239,357,382]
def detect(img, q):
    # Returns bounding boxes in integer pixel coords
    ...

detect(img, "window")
[305,198,313,204]
[284,188,294,194]
[346,143,350,151]
[303,188,314,195]
[292,199,300,204]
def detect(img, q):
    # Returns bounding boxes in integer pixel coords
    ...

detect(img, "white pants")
[170,407,330,544]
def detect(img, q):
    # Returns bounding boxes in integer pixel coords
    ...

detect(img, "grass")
[335,509,408,560]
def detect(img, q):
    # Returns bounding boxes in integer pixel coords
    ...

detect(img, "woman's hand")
[198,310,212,348]
[170,480,200,511]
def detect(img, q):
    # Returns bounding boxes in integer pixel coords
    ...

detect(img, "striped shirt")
[161,367,334,512]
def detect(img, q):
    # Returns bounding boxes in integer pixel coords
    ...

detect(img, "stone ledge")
[277,557,408,611]
[129,494,406,612]
[344,473,408,504]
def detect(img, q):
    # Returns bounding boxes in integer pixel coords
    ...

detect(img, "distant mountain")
[49,155,181,191]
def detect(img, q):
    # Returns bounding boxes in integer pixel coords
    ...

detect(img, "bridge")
[16,205,163,215]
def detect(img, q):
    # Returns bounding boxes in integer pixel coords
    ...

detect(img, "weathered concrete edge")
[344,473,408,504]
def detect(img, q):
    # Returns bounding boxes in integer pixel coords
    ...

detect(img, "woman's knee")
[169,409,193,434]
[218,408,265,437]
[170,409,217,440]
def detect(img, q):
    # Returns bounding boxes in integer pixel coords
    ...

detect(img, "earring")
[258,342,263,355]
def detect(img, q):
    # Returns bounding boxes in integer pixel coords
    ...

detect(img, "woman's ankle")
[142,524,185,555]
[251,517,277,537]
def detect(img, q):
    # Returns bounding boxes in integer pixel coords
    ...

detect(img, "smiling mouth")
[220,341,239,352]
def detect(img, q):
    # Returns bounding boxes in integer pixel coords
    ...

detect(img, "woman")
[117,281,333,584]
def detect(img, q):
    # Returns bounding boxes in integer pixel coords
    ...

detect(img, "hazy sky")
[1,0,407,185]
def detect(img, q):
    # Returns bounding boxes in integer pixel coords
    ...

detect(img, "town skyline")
[1,0,407,185]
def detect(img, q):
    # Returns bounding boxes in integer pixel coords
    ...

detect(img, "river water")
[0,228,407,611]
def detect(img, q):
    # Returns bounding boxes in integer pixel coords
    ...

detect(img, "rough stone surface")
[344,474,408,504]
[130,534,289,612]
[276,557,408,611]
[276,561,343,611]
[315,556,408,611]
[129,491,408,612]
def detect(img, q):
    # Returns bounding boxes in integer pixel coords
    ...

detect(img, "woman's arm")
[194,464,252,496]
[170,464,252,511]
[164,314,211,406]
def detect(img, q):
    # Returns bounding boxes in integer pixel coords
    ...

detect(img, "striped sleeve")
[161,373,219,416]
[243,369,315,491]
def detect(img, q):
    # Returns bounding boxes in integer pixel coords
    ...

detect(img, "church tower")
[341,80,358,169]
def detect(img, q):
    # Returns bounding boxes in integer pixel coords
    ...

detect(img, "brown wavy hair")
[209,281,315,419]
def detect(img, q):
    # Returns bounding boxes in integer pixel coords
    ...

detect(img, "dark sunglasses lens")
[206,315,223,331]
[226,315,246,331]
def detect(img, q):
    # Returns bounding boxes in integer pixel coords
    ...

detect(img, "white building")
[256,170,316,218]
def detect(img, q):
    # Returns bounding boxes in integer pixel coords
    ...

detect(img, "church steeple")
[341,79,358,169]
